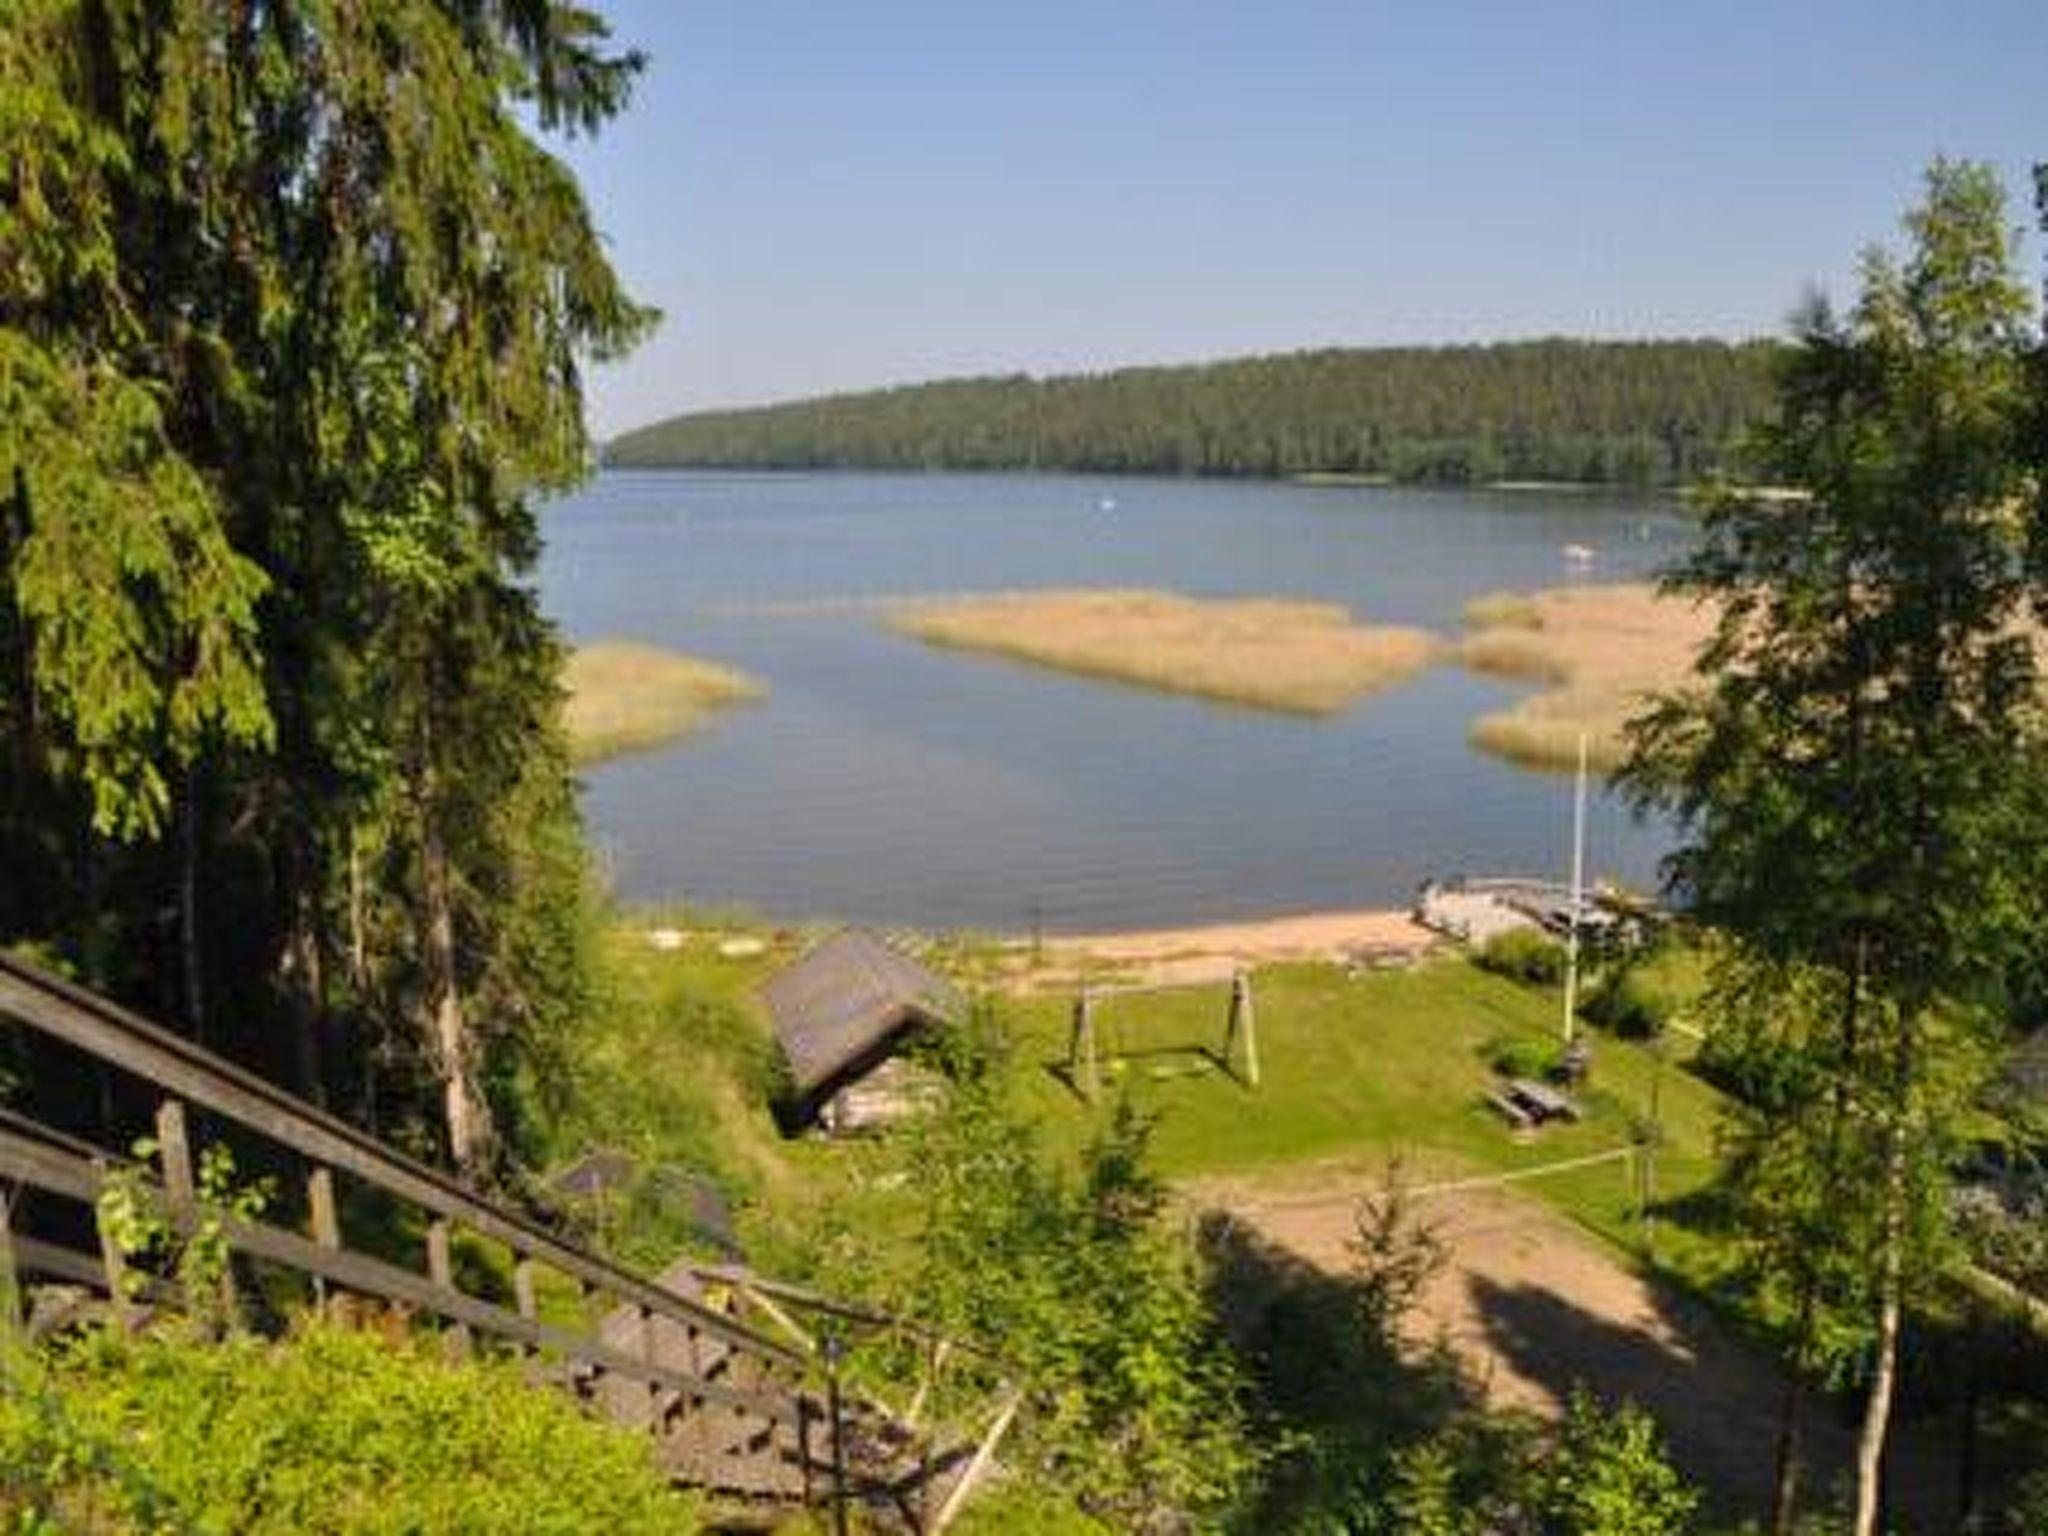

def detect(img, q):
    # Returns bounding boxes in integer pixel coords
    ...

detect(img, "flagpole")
[1562,731,1588,1044]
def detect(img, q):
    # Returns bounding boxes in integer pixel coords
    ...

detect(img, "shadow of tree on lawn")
[1199,1207,1499,1532]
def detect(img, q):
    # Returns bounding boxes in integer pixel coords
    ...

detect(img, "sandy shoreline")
[1026,906,1436,975]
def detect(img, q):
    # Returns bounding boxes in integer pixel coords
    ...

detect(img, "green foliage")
[1485,1032,1565,1081]
[520,925,787,1266]
[0,0,653,1168]
[606,339,1779,486]
[1619,157,2045,1528]
[776,1042,1254,1528]
[1475,927,1567,985]
[1527,1390,1700,1535]
[0,1323,699,1534]
[95,1140,272,1326]
[1586,965,1674,1040]
[1206,1160,1702,1534]
[912,1087,1253,1524]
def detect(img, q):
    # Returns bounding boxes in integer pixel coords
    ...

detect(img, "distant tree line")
[606,338,1781,485]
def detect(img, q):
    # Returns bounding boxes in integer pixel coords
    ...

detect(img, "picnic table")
[1505,1077,1581,1124]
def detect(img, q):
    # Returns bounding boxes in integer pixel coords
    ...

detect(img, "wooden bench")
[1485,1089,1536,1131]
[1507,1077,1581,1124]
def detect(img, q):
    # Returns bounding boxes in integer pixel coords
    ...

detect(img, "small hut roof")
[762,929,960,1099]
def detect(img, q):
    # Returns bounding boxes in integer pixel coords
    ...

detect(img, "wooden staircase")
[0,952,1018,1530]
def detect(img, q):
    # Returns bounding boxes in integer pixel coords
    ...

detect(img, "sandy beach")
[1008,906,1437,986]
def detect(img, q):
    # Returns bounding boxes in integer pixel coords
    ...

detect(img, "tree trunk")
[347,825,368,994]
[1852,1115,1908,1536]
[1770,1283,1816,1535]
[1957,1309,1983,1534]
[178,765,206,1045]
[420,801,488,1175]
[283,874,327,1108]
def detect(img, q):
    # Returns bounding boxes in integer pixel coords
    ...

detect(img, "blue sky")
[558,2,2047,437]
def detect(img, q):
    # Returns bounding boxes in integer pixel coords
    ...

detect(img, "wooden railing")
[0,951,1018,1528]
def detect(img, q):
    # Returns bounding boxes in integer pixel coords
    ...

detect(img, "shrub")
[1475,928,1566,986]
[1527,1390,1699,1534]
[0,1323,700,1534]
[782,1064,1255,1529]
[1486,1033,1564,1082]
[1585,966,1671,1039]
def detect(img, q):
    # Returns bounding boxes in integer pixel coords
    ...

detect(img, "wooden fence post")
[0,1187,18,1336]
[1229,970,1261,1089]
[92,1162,133,1330]
[641,1303,664,1432]
[1069,989,1098,1102]
[426,1218,469,1359]
[155,1099,195,1216]
[307,1165,340,1313]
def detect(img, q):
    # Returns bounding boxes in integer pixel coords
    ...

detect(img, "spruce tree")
[0,0,652,1172]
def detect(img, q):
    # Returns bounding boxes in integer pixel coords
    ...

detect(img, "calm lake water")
[538,472,1693,933]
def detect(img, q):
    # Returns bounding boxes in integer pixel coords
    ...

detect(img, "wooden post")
[155,1099,195,1217]
[513,1254,537,1322]
[511,1253,539,1372]
[308,1166,341,1251]
[1230,971,1261,1089]
[155,1096,234,1322]
[426,1218,469,1359]
[0,1187,19,1337]
[93,1166,133,1329]
[797,1393,816,1505]
[825,1337,850,1536]
[640,1303,663,1433]
[905,1336,951,1428]
[1069,989,1099,1102]
[931,1387,1024,1532]
[305,1165,340,1314]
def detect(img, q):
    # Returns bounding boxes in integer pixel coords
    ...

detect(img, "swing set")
[1062,968,1262,1102]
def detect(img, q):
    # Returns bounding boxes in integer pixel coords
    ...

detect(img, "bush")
[1585,966,1671,1039]
[1475,928,1566,986]
[779,1062,1255,1530]
[1486,1033,1564,1082]
[1528,1391,1699,1534]
[0,1323,700,1534]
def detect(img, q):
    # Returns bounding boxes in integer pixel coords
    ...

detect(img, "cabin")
[761,928,962,1135]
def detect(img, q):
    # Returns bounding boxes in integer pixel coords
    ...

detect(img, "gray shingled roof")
[761,929,960,1100]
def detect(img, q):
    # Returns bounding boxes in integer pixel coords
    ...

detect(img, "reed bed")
[1456,584,1717,771]
[888,588,1437,714]
[564,641,765,765]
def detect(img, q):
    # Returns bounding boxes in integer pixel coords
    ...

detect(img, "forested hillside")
[607,338,1780,484]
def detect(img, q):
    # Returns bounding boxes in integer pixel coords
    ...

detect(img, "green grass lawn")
[995,954,1730,1282]
[553,920,1736,1292]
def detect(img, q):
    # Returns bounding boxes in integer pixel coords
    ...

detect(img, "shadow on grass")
[1198,1209,1490,1532]
[1469,1270,1795,1524]
[1463,1268,1985,1533]
[1041,1044,1245,1104]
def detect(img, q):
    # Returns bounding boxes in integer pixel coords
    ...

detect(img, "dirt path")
[1199,1173,1952,1528]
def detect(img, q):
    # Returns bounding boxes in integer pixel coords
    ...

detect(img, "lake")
[539,471,1693,933]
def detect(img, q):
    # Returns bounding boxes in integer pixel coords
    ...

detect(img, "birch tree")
[1621,158,2041,1536]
